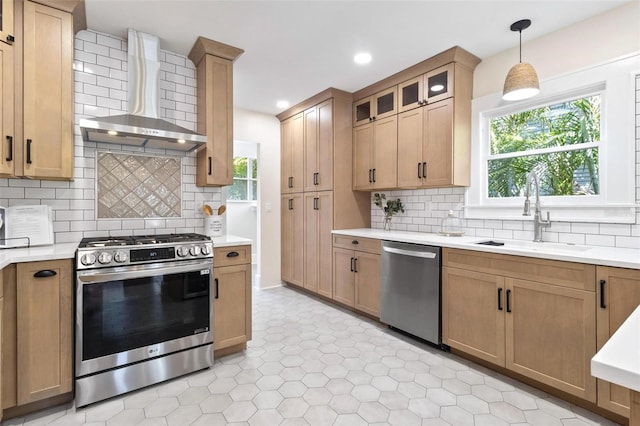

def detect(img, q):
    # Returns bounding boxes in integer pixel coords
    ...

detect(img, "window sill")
[464,204,637,224]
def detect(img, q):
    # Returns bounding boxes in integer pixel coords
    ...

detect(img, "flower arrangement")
[373,193,404,230]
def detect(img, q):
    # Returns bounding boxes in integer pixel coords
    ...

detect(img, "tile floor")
[3,286,620,426]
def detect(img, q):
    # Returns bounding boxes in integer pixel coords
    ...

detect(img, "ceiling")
[84,0,629,116]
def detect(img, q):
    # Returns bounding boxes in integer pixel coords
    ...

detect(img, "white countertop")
[0,235,252,270]
[591,305,640,392]
[332,228,640,270]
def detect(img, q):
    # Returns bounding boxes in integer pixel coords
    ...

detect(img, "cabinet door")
[353,97,372,127]
[214,264,250,350]
[353,123,373,190]
[333,248,355,307]
[16,259,72,404]
[22,1,73,179]
[303,193,319,293]
[281,116,294,193]
[442,266,505,366]
[596,266,640,416]
[372,115,397,189]
[398,75,423,113]
[303,106,318,192]
[196,55,233,186]
[316,99,333,191]
[397,108,424,188]
[0,40,13,176]
[290,112,304,193]
[425,63,454,104]
[303,191,333,297]
[423,98,453,187]
[0,0,13,46]
[373,87,397,121]
[505,278,597,402]
[281,193,304,287]
[354,251,380,317]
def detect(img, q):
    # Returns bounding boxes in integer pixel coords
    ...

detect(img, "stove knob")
[81,253,96,266]
[177,246,190,257]
[189,246,200,256]
[114,251,128,263]
[98,252,113,264]
[200,245,211,255]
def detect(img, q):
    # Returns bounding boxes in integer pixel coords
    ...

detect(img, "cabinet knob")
[352,240,359,245]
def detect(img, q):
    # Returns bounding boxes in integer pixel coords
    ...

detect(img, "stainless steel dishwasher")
[380,240,441,345]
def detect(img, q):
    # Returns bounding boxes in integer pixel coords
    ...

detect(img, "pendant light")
[503,19,540,101]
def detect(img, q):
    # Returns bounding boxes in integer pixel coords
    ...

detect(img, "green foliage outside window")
[227,157,257,201]
[488,96,600,198]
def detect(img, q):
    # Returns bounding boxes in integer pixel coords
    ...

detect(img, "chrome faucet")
[523,171,551,242]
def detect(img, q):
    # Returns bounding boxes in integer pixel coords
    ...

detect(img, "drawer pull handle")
[26,139,32,164]
[350,257,354,272]
[226,251,239,258]
[497,287,503,311]
[353,258,358,273]
[214,278,219,299]
[6,135,12,161]
[506,289,512,313]
[34,270,57,278]
[599,279,606,309]
[352,240,359,245]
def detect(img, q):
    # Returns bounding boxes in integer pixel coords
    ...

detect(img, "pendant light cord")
[519,29,522,63]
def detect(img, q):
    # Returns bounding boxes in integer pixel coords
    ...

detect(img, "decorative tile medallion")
[97,152,182,218]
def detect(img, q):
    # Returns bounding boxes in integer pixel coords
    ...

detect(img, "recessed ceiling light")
[107,130,118,136]
[354,52,372,65]
[177,139,186,144]
[277,100,290,109]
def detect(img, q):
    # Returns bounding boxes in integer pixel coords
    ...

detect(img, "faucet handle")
[523,199,530,216]
[542,211,551,225]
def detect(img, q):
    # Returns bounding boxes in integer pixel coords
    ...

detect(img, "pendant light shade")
[503,19,540,101]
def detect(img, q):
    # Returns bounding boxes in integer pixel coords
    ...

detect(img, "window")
[488,95,600,198]
[227,157,257,201]
[465,54,638,223]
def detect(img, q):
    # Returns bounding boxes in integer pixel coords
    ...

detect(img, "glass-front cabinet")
[353,87,397,126]
[398,63,455,113]
[0,0,14,45]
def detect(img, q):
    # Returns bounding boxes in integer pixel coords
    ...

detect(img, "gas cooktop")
[78,233,210,248]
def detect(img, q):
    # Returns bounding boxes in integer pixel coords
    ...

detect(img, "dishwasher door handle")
[382,246,437,259]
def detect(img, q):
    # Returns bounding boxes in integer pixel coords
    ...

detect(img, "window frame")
[227,156,258,202]
[465,54,638,224]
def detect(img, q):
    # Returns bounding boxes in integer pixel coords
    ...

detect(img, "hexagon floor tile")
[10,286,620,426]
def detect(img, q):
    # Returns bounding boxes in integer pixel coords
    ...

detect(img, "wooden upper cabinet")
[422,98,453,186]
[281,112,304,194]
[21,1,73,179]
[189,37,243,187]
[596,266,640,417]
[16,259,73,405]
[353,87,397,126]
[0,40,13,176]
[303,99,333,192]
[0,0,14,45]
[353,115,398,191]
[398,63,454,113]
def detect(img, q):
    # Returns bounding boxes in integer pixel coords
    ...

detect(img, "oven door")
[75,259,213,378]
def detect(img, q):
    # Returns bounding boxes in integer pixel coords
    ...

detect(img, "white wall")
[233,108,281,289]
[227,140,258,258]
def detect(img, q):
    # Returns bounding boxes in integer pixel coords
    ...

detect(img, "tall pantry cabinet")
[279,89,370,298]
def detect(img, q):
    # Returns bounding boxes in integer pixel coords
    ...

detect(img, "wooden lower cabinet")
[304,191,333,298]
[213,245,252,352]
[596,266,640,417]
[0,268,3,423]
[1,259,73,408]
[442,249,597,403]
[332,236,381,317]
[281,193,304,287]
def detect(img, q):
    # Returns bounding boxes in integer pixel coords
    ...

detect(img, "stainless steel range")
[75,233,214,407]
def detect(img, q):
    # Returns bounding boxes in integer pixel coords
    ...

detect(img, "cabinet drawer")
[214,245,251,267]
[443,248,595,291]
[333,235,380,254]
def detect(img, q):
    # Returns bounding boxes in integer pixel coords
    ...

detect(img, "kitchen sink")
[475,240,592,253]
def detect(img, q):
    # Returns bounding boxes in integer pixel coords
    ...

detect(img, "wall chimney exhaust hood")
[80,29,207,152]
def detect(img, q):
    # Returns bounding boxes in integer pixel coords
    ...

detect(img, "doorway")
[225,140,260,287]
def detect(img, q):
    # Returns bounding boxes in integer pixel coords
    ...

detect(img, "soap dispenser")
[439,210,464,236]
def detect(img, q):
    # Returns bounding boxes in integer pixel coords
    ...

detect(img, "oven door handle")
[77,261,212,284]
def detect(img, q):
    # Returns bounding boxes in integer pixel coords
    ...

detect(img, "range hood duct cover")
[79,29,207,152]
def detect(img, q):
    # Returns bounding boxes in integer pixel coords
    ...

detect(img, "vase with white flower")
[373,193,405,231]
